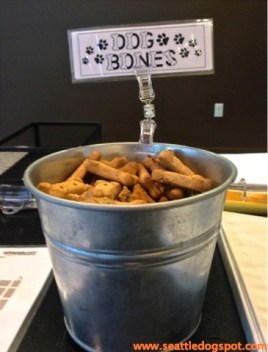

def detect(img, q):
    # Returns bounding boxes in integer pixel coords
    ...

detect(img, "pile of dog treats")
[37,149,212,205]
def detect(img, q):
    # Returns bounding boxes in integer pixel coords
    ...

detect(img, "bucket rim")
[23,142,237,213]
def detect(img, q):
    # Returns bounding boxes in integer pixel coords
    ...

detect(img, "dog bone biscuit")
[87,159,139,186]
[165,187,185,200]
[89,180,122,199]
[152,169,212,193]
[68,150,101,181]
[37,182,51,194]
[48,180,90,198]
[128,184,155,203]
[158,150,195,176]
[83,196,147,205]
[142,156,163,172]
[101,156,128,169]
[119,161,139,175]
[118,186,131,202]
[85,196,117,204]
[138,163,164,200]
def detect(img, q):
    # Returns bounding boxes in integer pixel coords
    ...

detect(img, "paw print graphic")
[94,54,104,64]
[97,39,108,50]
[156,33,169,46]
[86,46,94,55]
[189,39,198,47]
[179,48,190,58]
[195,49,202,56]
[82,57,89,64]
[174,33,185,45]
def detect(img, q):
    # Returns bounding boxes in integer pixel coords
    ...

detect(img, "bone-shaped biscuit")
[152,169,212,193]
[87,159,139,186]
[158,150,195,176]
[138,163,164,200]
[69,150,101,181]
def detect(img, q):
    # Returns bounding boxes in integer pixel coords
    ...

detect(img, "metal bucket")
[23,143,237,352]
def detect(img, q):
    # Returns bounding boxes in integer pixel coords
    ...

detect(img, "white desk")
[219,211,267,348]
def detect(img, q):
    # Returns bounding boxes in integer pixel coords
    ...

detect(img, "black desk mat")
[0,209,44,245]
[0,148,56,185]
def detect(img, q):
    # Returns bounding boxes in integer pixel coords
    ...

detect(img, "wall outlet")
[214,103,224,117]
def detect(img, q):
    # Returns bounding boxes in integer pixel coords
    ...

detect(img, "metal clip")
[0,184,37,215]
[229,178,248,201]
[238,178,247,201]
[229,178,267,203]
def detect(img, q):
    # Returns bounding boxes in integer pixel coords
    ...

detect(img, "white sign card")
[68,19,214,82]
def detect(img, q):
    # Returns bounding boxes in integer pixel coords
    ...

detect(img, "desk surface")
[0,149,247,351]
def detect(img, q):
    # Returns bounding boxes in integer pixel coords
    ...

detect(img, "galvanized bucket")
[23,143,237,352]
